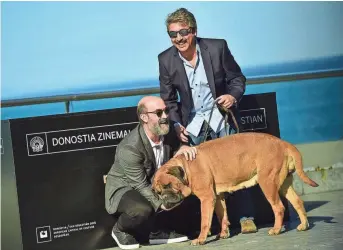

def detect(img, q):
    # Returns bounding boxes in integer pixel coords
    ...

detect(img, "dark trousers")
[115,190,199,239]
[116,190,154,234]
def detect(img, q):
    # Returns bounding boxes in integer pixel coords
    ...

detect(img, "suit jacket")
[105,123,179,214]
[158,37,246,129]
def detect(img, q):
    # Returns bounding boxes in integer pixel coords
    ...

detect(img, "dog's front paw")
[191,238,206,246]
[268,227,281,235]
[220,230,230,239]
[216,229,230,239]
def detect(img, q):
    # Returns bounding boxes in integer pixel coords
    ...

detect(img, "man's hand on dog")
[174,145,197,161]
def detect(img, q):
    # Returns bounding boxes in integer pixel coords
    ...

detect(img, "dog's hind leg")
[280,175,309,231]
[258,170,285,235]
[214,193,230,239]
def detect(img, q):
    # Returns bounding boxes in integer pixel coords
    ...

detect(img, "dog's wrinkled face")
[154,183,185,209]
[152,166,191,210]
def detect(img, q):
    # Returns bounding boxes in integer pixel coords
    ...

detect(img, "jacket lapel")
[163,144,171,165]
[138,125,156,168]
[173,47,192,100]
[198,38,216,97]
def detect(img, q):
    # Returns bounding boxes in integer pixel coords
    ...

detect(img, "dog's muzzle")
[159,189,184,210]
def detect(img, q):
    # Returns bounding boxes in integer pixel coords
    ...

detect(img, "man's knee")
[131,203,154,222]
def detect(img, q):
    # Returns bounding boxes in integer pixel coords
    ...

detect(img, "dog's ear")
[167,166,188,185]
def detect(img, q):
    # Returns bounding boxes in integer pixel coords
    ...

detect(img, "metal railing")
[1,69,343,113]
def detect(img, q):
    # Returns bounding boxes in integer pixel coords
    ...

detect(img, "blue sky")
[2,1,343,99]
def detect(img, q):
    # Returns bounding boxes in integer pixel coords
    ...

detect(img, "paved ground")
[105,190,343,250]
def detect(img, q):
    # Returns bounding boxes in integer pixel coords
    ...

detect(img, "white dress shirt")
[144,130,165,169]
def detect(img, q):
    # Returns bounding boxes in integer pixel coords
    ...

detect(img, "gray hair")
[165,8,197,32]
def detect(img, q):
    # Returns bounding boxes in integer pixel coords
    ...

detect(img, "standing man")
[105,96,197,250]
[158,8,257,234]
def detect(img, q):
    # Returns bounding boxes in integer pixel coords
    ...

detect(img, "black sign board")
[8,92,286,250]
[26,123,136,156]
[10,108,139,250]
[239,92,280,136]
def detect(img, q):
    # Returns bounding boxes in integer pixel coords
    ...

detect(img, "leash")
[202,101,240,143]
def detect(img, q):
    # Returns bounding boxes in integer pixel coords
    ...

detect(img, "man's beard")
[151,118,170,136]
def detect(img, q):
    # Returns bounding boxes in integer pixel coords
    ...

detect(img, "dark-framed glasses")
[145,107,170,118]
[168,28,193,38]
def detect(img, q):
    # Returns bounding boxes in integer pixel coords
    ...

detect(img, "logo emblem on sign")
[36,226,52,243]
[30,136,44,152]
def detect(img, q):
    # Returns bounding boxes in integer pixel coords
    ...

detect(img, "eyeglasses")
[144,107,170,118]
[168,28,193,38]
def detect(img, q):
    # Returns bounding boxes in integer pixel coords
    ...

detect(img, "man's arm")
[158,57,181,125]
[159,57,190,143]
[221,39,246,102]
[117,145,162,211]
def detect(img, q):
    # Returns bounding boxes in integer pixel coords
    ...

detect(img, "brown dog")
[152,132,318,245]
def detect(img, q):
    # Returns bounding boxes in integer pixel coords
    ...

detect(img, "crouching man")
[105,96,197,249]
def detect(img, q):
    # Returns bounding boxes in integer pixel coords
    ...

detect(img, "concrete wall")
[293,140,343,195]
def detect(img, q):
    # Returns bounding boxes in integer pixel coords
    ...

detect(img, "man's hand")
[215,94,236,109]
[175,124,189,143]
[174,145,197,161]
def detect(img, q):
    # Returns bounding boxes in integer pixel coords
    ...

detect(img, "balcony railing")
[1,69,343,113]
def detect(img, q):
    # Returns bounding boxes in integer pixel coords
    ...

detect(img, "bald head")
[138,96,165,110]
[137,96,166,119]
[137,96,170,137]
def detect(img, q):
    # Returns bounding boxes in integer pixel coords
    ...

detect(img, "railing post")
[65,101,70,113]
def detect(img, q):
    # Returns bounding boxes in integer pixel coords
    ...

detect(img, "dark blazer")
[158,37,246,128]
[105,123,179,214]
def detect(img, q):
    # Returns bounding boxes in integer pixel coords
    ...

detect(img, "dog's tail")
[287,144,319,187]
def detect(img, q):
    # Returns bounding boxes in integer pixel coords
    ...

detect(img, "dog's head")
[152,165,192,210]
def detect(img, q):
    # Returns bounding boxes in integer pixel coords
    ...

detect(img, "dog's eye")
[163,183,171,189]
